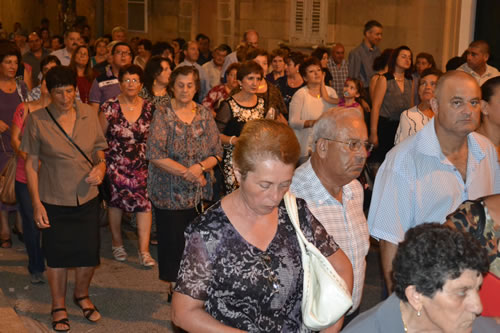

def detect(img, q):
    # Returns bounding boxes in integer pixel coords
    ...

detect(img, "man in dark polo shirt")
[89,42,133,111]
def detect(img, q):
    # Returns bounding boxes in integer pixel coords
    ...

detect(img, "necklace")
[400,301,408,332]
[122,96,140,111]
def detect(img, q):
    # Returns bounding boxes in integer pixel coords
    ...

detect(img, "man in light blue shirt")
[368,71,500,291]
[177,41,210,103]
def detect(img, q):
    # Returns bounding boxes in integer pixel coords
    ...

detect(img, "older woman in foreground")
[22,66,107,332]
[172,119,353,332]
[343,223,490,333]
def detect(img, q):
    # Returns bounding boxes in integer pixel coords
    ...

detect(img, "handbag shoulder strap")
[284,191,310,252]
[45,107,94,167]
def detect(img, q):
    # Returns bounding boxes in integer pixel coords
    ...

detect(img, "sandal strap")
[51,307,67,314]
[74,295,90,302]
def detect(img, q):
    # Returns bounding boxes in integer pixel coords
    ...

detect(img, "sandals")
[112,245,127,261]
[73,295,101,323]
[0,238,12,249]
[51,308,70,332]
[138,251,156,268]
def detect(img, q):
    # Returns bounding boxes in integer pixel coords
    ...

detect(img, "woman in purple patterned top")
[172,120,352,332]
[98,64,155,268]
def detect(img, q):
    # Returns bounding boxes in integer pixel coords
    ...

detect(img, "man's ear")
[316,139,328,158]
[430,97,439,115]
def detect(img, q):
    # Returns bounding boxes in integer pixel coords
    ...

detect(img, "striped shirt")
[327,58,349,97]
[290,159,370,313]
[368,118,500,244]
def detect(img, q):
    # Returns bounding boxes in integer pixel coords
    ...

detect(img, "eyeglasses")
[123,78,140,84]
[115,51,132,57]
[260,254,279,296]
[322,138,374,152]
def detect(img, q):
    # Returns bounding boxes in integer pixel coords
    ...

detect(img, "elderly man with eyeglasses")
[290,107,371,328]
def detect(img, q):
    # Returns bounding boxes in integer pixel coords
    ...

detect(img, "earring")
[417,309,421,317]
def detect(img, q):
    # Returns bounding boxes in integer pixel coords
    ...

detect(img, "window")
[290,0,328,45]
[217,0,235,47]
[127,0,148,33]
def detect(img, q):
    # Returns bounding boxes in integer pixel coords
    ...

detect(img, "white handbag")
[284,191,353,331]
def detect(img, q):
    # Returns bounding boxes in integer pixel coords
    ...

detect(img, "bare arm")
[369,76,387,147]
[320,77,339,105]
[379,240,398,292]
[171,292,246,333]
[11,103,27,160]
[25,153,50,228]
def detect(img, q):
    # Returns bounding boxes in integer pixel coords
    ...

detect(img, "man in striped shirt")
[368,71,500,292]
[290,108,370,326]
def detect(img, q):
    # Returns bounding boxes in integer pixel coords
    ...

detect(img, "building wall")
[0,0,468,71]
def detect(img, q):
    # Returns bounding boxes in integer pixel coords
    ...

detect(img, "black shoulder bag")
[45,107,111,202]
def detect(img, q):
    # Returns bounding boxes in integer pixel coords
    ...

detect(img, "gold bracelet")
[229,136,236,145]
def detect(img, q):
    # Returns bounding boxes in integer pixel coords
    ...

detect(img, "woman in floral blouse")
[215,61,266,193]
[146,65,222,297]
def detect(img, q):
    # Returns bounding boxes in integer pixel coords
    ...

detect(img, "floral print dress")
[101,98,154,212]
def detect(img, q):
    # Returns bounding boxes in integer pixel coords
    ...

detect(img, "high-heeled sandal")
[73,295,101,323]
[51,308,70,332]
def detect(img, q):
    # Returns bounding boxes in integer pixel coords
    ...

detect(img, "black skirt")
[42,197,101,268]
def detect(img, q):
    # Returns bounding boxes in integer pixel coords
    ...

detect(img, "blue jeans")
[15,181,45,274]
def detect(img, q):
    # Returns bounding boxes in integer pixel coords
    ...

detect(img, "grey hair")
[312,107,364,145]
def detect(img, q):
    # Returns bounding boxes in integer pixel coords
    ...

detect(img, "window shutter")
[127,0,147,33]
[290,0,327,45]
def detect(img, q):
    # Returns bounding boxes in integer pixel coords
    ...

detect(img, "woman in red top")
[69,45,93,104]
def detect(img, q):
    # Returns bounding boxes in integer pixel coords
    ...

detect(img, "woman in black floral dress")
[172,120,353,332]
[216,61,266,193]
[99,65,155,267]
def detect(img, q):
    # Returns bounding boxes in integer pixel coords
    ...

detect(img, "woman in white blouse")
[394,68,442,144]
[289,57,338,162]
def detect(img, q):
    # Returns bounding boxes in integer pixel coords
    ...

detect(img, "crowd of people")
[0,16,499,332]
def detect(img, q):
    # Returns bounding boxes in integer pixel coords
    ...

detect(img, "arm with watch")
[183,156,221,187]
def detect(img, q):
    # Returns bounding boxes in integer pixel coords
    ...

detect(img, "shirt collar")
[416,117,485,162]
[298,159,354,205]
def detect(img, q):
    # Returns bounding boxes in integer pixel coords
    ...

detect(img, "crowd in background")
[0,15,499,333]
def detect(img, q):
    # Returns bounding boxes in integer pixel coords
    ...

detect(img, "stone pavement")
[0,223,384,333]
[0,224,174,333]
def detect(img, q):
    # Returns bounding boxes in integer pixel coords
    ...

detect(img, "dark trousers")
[369,116,400,164]
[15,181,45,274]
[154,206,197,282]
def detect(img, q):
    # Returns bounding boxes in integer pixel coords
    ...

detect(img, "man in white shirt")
[290,108,371,326]
[220,29,259,81]
[202,44,229,90]
[51,29,80,66]
[177,41,210,103]
[458,40,499,86]
[368,71,500,291]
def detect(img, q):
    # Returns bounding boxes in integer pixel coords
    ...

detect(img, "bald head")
[331,43,345,64]
[243,30,259,48]
[313,108,365,143]
[434,71,480,101]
